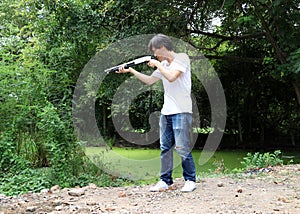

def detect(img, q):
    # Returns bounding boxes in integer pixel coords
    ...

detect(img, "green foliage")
[0,168,50,196]
[237,15,257,28]
[0,135,29,174]
[275,48,300,80]
[0,133,128,195]
[0,0,134,195]
[241,150,283,170]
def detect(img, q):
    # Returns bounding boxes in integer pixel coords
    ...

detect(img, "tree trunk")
[260,123,265,145]
[102,105,106,131]
[238,117,243,144]
[290,133,295,146]
[292,80,300,105]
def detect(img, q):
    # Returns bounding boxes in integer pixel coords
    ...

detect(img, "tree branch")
[189,38,227,51]
[190,55,263,64]
[252,1,287,64]
[189,30,266,41]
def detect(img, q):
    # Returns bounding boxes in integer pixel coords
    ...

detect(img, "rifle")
[104,56,155,73]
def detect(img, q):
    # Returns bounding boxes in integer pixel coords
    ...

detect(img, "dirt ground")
[0,164,299,214]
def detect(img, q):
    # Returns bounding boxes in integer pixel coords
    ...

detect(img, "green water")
[85,147,300,180]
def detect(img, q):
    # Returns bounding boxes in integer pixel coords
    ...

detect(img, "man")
[118,34,196,192]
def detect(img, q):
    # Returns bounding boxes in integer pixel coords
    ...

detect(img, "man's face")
[152,46,167,61]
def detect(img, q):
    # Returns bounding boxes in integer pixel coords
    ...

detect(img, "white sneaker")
[149,180,169,192]
[181,180,196,192]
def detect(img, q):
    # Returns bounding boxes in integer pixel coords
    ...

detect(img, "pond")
[85,147,300,180]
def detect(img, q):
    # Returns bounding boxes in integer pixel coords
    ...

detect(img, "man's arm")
[156,64,182,82]
[118,67,159,86]
[147,60,182,82]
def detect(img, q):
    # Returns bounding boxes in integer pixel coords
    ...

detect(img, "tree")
[182,0,300,104]
[1,0,298,151]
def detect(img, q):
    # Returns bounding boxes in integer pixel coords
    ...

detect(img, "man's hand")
[147,59,160,68]
[117,66,133,73]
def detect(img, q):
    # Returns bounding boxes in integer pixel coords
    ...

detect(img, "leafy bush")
[0,135,29,174]
[0,168,51,196]
[0,0,137,196]
[241,150,283,170]
[0,134,129,196]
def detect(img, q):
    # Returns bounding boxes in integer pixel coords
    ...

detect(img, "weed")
[240,150,283,170]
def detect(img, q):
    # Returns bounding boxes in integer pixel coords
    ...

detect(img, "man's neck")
[166,51,176,64]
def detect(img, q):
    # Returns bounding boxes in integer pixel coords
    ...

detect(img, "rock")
[105,207,116,211]
[158,188,167,192]
[74,208,92,214]
[168,184,177,190]
[52,200,62,206]
[50,185,60,193]
[278,197,290,203]
[26,206,37,212]
[62,187,69,192]
[88,183,97,189]
[68,188,85,197]
[118,191,127,197]
[86,200,97,206]
[237,187,243,193]
[217,182,224,187]
[40,189,49,194]
[55,205,63,211]
[17,201,27,207]
[68,197,79,202]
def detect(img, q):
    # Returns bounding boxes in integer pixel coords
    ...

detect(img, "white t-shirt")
[152,53,192,115]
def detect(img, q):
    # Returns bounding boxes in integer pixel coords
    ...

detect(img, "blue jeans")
[159,113,196,185]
